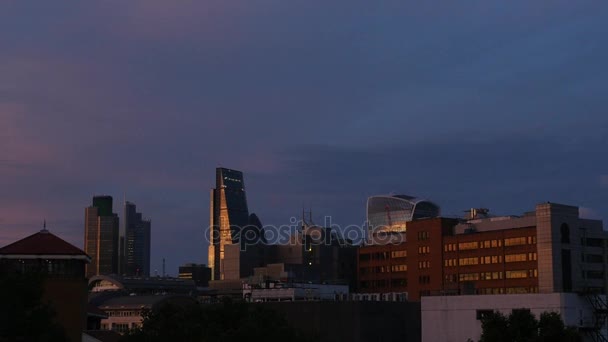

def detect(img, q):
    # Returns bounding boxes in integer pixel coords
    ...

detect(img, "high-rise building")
[120,201,151,277]
[85,196,119,278]
[208,168,264,280]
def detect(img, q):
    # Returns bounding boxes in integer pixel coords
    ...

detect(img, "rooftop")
[0,229,90,260]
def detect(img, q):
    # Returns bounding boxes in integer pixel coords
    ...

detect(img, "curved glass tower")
[367,195,440,238]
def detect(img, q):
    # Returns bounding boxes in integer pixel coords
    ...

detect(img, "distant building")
[88,274,196,295]
[85,196,119,277]
[120,201,151,277]
[367,194,440,244]
[357,202,608,301]
[243,282,349,302]
[0,227,91,342]
[178,263,211,287]
[208,168,264,280]
[95,295,196,334]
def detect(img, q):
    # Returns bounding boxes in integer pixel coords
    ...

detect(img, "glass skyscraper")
[121,201,151,277]
[208,168,258,280]
[85,196,119,278]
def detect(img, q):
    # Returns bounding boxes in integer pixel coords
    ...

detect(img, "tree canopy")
[479,309,582,342]
[0,272,68,342]
[121,298,314,342]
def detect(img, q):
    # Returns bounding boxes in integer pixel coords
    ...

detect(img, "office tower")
[208,168,263,280]
[85,196,119,278]
[121,201,151,277]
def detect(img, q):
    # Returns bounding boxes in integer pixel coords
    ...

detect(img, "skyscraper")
[85,196,119,278]
[120,201,151,277]
[208,168,264,280]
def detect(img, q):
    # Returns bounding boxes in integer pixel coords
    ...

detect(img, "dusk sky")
[1,1,607,275]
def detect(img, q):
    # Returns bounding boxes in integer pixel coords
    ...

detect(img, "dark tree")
[0,272,68,342]
[122,297,314,342]
[480,309,582,342]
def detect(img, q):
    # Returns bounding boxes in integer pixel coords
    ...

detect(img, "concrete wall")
[263,301,421,342]
[421,293,601,342]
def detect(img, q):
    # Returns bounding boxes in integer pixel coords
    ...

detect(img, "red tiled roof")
[0,230,88,256]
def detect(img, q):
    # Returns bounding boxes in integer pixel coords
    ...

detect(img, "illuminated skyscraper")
[85,196,119,277]
[208,168,265,280]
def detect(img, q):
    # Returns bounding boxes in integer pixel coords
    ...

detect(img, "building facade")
[367,194,440,244]
[357,202,607,301]
[178,263,212,287]
[121,201,151,277]
[85,196,119,278]
[208,168,264,280]
[0,228,91,342]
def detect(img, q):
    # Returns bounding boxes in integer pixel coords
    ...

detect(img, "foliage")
[0,272,69,342]
[480,309,582,342]
[121,297,314,342]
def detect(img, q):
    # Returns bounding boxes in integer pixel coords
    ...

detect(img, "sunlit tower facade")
[208,168,250,280]
[84,195,119,278]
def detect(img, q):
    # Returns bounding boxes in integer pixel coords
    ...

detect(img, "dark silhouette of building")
[208,168,264,280]
[178,263,212,287]
[85,196,119,278]
[120,201,151,277]
[0,226,91,342]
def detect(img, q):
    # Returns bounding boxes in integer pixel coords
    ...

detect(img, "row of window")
[418,246,430,254]
[359,279,407,288]
[444,236,537,252]
[417,231,430,241]
[419,261,431,269]
[444,253,537,267]
[445,269,538,282]
[106,310,142,317]
[360,250,407,261]
[359,264,408,274]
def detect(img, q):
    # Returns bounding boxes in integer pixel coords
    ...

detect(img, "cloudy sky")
[1,1,607,275]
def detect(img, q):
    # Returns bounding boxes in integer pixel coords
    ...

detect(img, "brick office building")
[358,202,607,301]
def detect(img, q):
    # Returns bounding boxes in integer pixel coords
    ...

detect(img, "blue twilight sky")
[1,1,607,275]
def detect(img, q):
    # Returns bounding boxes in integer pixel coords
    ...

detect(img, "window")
[458,242,478,250]
[391,278,407,287]
[505,253,527,263]
[528,252,537,261]
[445,274,457,283]
[112,323,130,333]
[419,275,431,284]
[418,261,430,269]
[444,259,457,267]
[505,270,528,279]
[359,254,371,262]
[418,246,430,254]
[587,271,605,279]
[391,250,407,258]
[459,257,479,266]
[418,231,430,241]
[560,223,570,243]
[480,272,503,280]
[504,237,527,246]
[391,264,407,272]
[444,243,457,252]
[459,273,479,281]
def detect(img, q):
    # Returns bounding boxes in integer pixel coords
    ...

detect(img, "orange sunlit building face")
[357,202,608,301]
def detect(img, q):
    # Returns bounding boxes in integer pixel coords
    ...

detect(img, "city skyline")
[2,1,608,276]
